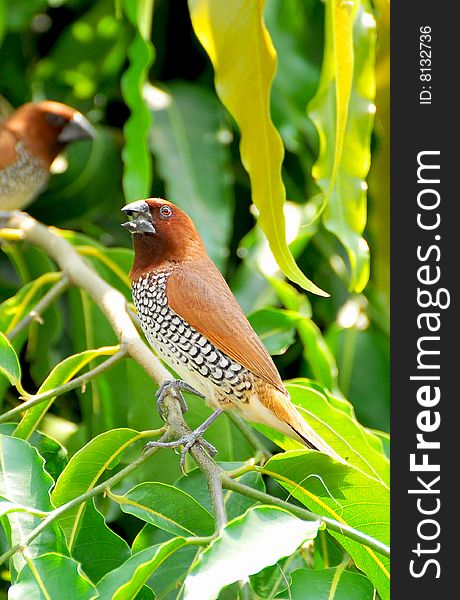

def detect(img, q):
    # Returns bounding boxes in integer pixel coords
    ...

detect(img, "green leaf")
[309,1,376,291]
[0,272,60,337]
[263,451,389,600]
[9,553,97,600]
[113,481,215,537]
[0,0,6,45]
[184,506,321,599]
[96,537,187,600]
[72,499,131,583]
[132,525,198,599]
[14,346,120,441]
[278,566,375,600]
[189,0,328,296]
[248,308,296,355]
[121,0,154,200]
[224,471,266,522]
[264,0,321,160]
[0,435,67,574]
[296,319,339,392]
[0,331,23,393]
[254,378,389,486]
[0,498,47,519]
[51,428,144,548]
[0,424,67,482]
[146,81,234,271]
[33,0,130,101]
[326,324,390,430]
[174,464,266,522]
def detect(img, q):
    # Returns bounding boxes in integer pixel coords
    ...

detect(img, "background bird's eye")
[159,205,173,218]
[45,112,67,127]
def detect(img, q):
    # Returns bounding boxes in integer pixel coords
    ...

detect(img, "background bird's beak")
[121,200,156,234]
[58,112,96,143]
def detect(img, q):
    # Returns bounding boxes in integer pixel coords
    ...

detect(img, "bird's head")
[5,101,96,166]
[122,198,206,274]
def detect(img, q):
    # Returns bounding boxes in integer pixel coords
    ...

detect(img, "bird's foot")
[155,379,205,420]
[143,408,224,472]
[0,210,20,229]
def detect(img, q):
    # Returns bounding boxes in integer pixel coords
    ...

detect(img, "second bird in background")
[0,100,95,212]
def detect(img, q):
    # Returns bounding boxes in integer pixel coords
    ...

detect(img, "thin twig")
[0,348,127,425]
[7,274,71,340]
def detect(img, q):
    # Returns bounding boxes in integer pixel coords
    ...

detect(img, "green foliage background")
[0,0,390,598]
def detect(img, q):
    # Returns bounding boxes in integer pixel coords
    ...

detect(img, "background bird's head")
[4,100,95,166]
[122,198,206,275]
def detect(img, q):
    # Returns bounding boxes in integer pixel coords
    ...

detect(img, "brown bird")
[0,100,95,211]
[122,198,342,462]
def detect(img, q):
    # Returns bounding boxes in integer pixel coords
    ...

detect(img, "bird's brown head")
[4,101,95,167]
[121,198,206,278]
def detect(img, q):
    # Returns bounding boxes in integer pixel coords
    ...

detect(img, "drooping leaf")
[9,553,97,600]
[0,435,67,574]
[309,1,376,292]
[184,506,321,599]
[146,81,234,271]
[188,0,328,296]
[263,451,389,600]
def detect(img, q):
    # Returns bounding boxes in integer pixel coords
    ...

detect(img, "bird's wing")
[167,257,287,395]
[0,128,17,169]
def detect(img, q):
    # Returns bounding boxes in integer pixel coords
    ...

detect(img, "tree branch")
[3,211,171,386]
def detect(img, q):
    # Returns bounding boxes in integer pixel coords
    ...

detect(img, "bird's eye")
[159,205,173,219]
[45,112,67,127]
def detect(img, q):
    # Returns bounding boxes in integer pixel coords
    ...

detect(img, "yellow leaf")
[188,0,328,296]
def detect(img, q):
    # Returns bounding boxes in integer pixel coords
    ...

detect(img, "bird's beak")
[58,112,96,143]
[121,200,156,234]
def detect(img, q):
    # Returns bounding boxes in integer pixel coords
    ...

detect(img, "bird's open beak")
[58,112,96,143]
[121,200,156,234]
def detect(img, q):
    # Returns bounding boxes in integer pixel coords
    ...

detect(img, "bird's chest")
[0,142,48,210]
[132,272,254,407]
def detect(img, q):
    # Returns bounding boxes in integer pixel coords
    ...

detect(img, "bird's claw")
[143,407,223,473]
[0,210,21,228]
[155,379,205,420]
[143,430,218,473]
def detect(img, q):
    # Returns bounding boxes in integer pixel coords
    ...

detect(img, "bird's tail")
[267,387,346,464]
